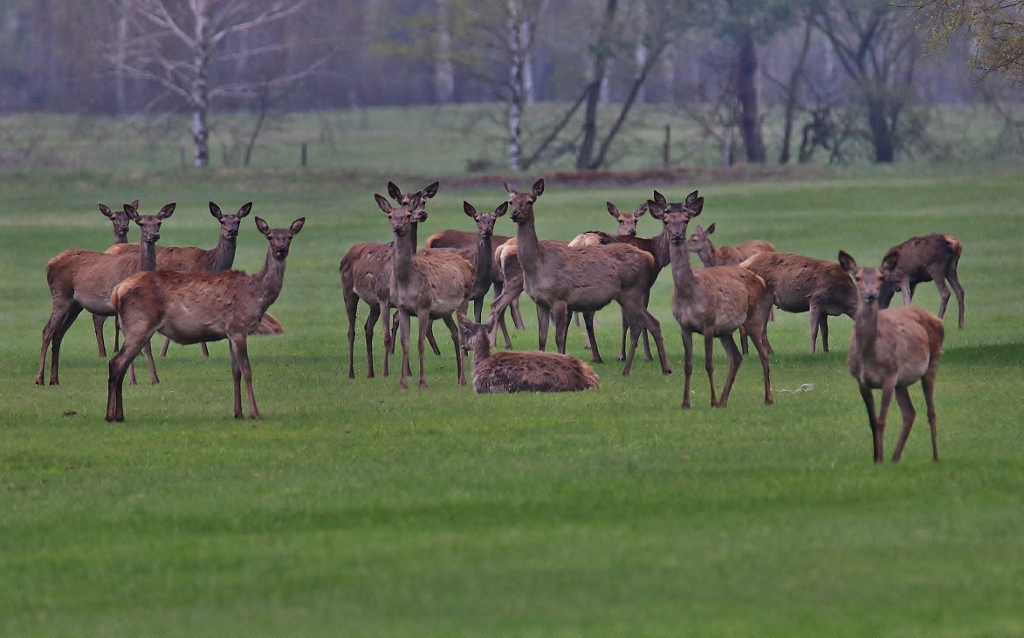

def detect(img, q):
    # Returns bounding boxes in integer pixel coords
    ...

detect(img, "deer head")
[464,200,508,238]
[647,190,704,244]
[607,201,647,236]
[99,199,139,243]
[209,201,252,240]
[505,178,545,225]
[376,192,424,237]
[388,181,439,220]
[839,251,883,303]
[255,216,305,259]
[125,201,175,244]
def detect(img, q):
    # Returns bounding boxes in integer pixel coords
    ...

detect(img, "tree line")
[0,0,1021,168]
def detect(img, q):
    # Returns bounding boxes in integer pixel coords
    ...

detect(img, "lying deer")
[106,216,304,422]
[504,178,671,377]
[460,314,600,393]
[739,251,858,354]
[878,233,965,329]
[37,202,174,386]
[379,192,474,389]
[648,191,773,409]
[839,251,944,463]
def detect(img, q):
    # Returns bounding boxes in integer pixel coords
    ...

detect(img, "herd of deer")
[34,178,965,463]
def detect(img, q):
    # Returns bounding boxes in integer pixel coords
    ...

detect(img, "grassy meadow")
[1,149,1023,634]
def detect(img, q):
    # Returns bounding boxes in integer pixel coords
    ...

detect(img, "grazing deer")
[648,191,773,409]
[341,181,441,379]
[37,202,175,386]
[379,192,474,389]
[739,251,858,354]
[839,251,944,463]
[685,223,774,267]
[878,233,965,329]
[91,200,138,357]
[504,178,671,377]
[459,314,600,393]
[106,216,304,422]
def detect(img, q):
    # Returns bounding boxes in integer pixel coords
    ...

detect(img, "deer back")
[47,249,145,314]
[741,251,856,315]
[473,350,600,393]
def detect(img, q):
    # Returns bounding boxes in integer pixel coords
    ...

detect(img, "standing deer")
[839,251,944,463]
[739,251,858,354]
[379,192,474,389]
[878,233,965,329]
[341,181,441,379]
[37,202,175,386]
[648,191,773,408]
[504,178,671,377]
[459,314,600,393]
[92,199,138,357]
[106,216,304,422]
[449,201,514,344]
[684,223,774,267]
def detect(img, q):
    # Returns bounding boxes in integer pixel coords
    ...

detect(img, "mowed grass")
[0,163,1022,637]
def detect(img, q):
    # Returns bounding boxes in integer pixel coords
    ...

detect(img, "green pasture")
[1,159,1022,636]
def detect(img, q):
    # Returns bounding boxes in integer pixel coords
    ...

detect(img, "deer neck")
[212,233,237,271]
[474,233,493,283]
[651,233,673,269]
[391,224,417,285]
[139,239,158,271]
[853,300,881,359]
[513,210,542,275]
[669,239,698,295]
[471,335,492,368]
[251,245,289,312]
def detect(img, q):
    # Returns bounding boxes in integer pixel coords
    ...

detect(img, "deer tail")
[253,312,285,336]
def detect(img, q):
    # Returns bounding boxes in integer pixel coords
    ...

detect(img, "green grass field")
[1,155,1023,636]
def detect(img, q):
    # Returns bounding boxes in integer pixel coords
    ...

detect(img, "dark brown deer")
[37,202,175,386]
[106,216,304,422]
[839,251,944,463]
[341,181,440,379]
[878,233,965,329]
[91,200,138,357]
[503,178,671,377]
[739,251,858,354]
[685,223,775,267]
[379,193,474,389]
[648,191,773,409]
[459,314,600,393]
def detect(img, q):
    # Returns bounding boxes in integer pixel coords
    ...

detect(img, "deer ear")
[687,197,704,218]
[254,216,270,236]
[706,222,716,235]
[98,203,114,219]
[838,250,857,275]
[646,200,664,220]
[503,179,515,195]
[684,190,700,207]
[457,311,472,332]
[387,181,402,201]
[634,202,648,218]
[157,202,176,220]
[463,201,478,219]
[494,201,508,217]
[374,193,392,214]
[485,312,497,334]
[532,178,545,198]
[129,199,140,210]
[422,181,440,199]
[237,202,253,218]
[607,202,620,218]
[289,218,305,235]
[694,224,704,235]
[209,202,224,220]
[123,203,140,221]
[880,251,899,273]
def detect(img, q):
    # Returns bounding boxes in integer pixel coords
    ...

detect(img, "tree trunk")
[867,98,895,163]
[434,0,454,104]
[779,17,813,165]
[577,0,618,170]
[736,28,766,164]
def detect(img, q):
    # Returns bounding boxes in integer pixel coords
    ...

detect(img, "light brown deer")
[91,200,138,357]
[341,181,441,379]
[684,223,775,267]
[504,178,671,377]
[379,193,474,389]
[459,314,600,393]
[839,251,944,463]
[568,201,649,246]
[37,202,175,386]
[106,216,304,422]
[648,191,773,409]
[877,233,965,329]
[739,251,858,354]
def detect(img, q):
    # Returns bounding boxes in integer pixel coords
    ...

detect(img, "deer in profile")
[648,190,774,409]
[685,223,774,267]
[503,178,671,377]
[739,250,858,354]
[460,314,600,393]
[106,216,304,422]
[379,192,474,389]
[839,251,944,463]
[37,202,175,386]
[341,181,441,379]
[877,233,965,329]
[91,199,138,358]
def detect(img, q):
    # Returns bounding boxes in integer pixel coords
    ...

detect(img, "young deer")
[341,181,441,379]
[379,193,474,389]
[839,251,944,463]
[684,223,775,267]
[878,233,965,329]
[648,191,773,409]
[459,314,600,393]
[106,216,304,422]
[504,178,671,377]
[739,251,858,354]
[92,199,138,357]
[37,202,174,387]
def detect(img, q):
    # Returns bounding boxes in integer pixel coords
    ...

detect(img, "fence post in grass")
[301,143,307,167]
[663,124,671,167]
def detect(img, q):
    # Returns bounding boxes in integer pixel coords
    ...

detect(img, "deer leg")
[232,336,259,419]
[680,329,694,409]
[106,328,151,422]
[380,303,391,378]
[37,307,66,385]
[921,371,939,461]
[497,311,513,350]
[820,314,830,353]
[552,302,570,355]
[93,314,107,358]
[583,311,602,363]
[160,337,171,357]
[891,385,917,462]
[717,334,744,408]
[645,310,671,375]
[416,311,430,388]
[536,303,552,352]
[345,294,359,379]
[363,304,381,379]
[858,385,882,463]
[426,322,442,356]
[46,303,84,386]
[946,257,965,329]
[641,291,653,361]
[441,313,465,387]
[704,332,720,407]
[200,343,210,357]
[142,339,160,385]
[397,310,412,389]
[876,380,897,463]
[808,304,821,354]
[931,271,953,321]
[618,306,628,362]
[510,296,526,330]
[228,339,244,418]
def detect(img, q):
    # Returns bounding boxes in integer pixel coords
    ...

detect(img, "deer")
[739,251,858,355]
[341,181,441,379]
[684,223,774,267]
[459,314,600,393]
[37,202,175,387]
[503,178,671,377]
[648,190,774,409]
[91,199,138,358]
[105,216,304,422]
[378,192,474,389]
[877,233,965,329]
[838,251,944,463]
